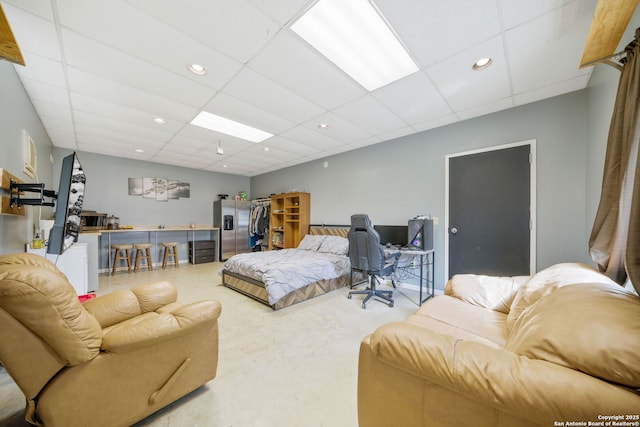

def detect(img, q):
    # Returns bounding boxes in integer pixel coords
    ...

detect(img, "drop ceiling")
[0,0,635,176]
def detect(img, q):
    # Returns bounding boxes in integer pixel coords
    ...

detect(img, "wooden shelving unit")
[269,192,310,250]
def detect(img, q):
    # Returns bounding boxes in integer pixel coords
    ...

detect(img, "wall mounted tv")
[47,152,85,255]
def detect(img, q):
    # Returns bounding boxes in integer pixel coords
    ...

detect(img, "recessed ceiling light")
[472,57,493,71]
[263,147,271,152]
[153,117,166,124]
[188,63,207,75]
[190,111,273,143]
[222,164,228,168]
[135,148,144,153]
[318,123,329,130]
[292,0,418,91]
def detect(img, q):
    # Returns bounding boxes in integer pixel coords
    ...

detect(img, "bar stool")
[161,242,179,269]
[133,243,153,272]
[111,244,133,275]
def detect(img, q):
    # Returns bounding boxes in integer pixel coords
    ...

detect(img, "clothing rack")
[249,199,271,250]
[251,198,271,205]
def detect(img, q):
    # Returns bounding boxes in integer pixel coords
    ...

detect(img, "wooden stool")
[161,242,179,269]
[134,243,153,272]
[111,244,133,275]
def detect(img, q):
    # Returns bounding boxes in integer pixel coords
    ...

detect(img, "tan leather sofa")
[0,252,222,427]
[358,263,640,427]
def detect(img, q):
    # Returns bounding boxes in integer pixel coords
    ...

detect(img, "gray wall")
[1,56,625,291]
[0,61,55,254]
[252,90,599,290]
[53,148,250,227]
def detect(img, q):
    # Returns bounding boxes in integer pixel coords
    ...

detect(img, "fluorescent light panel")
[292,0,418,91]
[190,111,273,143]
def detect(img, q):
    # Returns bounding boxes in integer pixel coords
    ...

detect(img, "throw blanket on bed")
[222,248,350,305]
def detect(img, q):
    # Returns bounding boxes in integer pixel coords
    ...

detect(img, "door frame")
[444,139,537,280]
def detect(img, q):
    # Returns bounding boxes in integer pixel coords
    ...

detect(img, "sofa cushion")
[445,274,528,314]
[506,263,617,330]
[506,282,640,388]
[408,295,509,347]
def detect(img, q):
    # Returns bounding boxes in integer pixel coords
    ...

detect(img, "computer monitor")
[373,225,408,246]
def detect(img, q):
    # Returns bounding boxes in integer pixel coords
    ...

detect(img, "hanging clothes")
[250,199,270,250]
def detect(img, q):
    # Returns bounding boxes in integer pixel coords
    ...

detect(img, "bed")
[221,226,358,310]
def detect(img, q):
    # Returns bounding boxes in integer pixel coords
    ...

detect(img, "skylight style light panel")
[292,0,418,91]
[190,111,273,143]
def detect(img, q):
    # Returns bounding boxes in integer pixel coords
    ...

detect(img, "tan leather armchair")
[0,252,222,427]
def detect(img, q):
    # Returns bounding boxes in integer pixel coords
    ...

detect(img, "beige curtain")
[589,28,640,294]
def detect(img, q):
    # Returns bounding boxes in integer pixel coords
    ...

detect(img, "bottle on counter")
[32,232,43,249]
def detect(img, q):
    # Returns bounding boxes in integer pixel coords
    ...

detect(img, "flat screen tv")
[373,225,408,247]
[47,153,85,255]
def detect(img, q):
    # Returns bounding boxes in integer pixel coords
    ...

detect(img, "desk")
[82,226,220,273]
[389,248,435,306]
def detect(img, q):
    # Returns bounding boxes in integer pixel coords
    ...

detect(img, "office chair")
[347,214,401,309]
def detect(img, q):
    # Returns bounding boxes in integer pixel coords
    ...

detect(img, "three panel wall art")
[128,178,190,201]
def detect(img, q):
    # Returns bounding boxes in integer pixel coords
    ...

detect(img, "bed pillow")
[317,236,349,256]
[297,234,326,251]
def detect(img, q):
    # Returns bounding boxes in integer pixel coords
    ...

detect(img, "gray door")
[448,144,532,278]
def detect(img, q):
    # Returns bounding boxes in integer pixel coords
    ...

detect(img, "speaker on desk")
[408,218,433,250]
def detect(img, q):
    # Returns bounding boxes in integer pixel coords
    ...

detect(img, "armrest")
[385,250,401,268]
[444,274,529,313]
[101,300,222,354]
[368,322,640,423]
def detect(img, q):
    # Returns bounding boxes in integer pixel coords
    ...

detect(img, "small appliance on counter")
[106,215,120,230]
[80,211,107,230]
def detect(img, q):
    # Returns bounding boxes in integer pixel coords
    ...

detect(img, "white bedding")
[222,248,350,305]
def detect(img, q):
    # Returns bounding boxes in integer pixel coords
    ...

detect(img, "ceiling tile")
[331,95,408,135]
[120,0,277,63]
[56,0,242,91]
[3,4,60,60]
[70,92,184,134]
[279,125,344,151]
[265,136,322,156]
[249,30,366,109]
[505,0,594,94]
[456,97,514,121]
[426,36,510,111]
[375,0,502,67]
[500,0,585,29]
[17,78,69,108]
[13,52,65,88]
[513,74,591,106]
[61,29,216,108]
[202,92,296,135]
[372,71,452,125]
[302,112,371,143]
[66,67,199,124]
[248,0,311,26]
[223,67,326,123]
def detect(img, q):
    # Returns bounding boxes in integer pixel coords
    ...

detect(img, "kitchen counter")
[81,225,221,272]
[81,225,219,233]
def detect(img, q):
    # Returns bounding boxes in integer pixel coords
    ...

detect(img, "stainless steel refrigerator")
[213,199,251,261]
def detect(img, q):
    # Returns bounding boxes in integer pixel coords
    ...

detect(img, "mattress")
[221,226,357,310]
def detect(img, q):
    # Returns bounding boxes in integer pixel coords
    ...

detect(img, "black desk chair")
[347,214,401,309]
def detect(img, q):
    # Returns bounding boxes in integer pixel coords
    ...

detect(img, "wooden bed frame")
[221,225,354,310]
